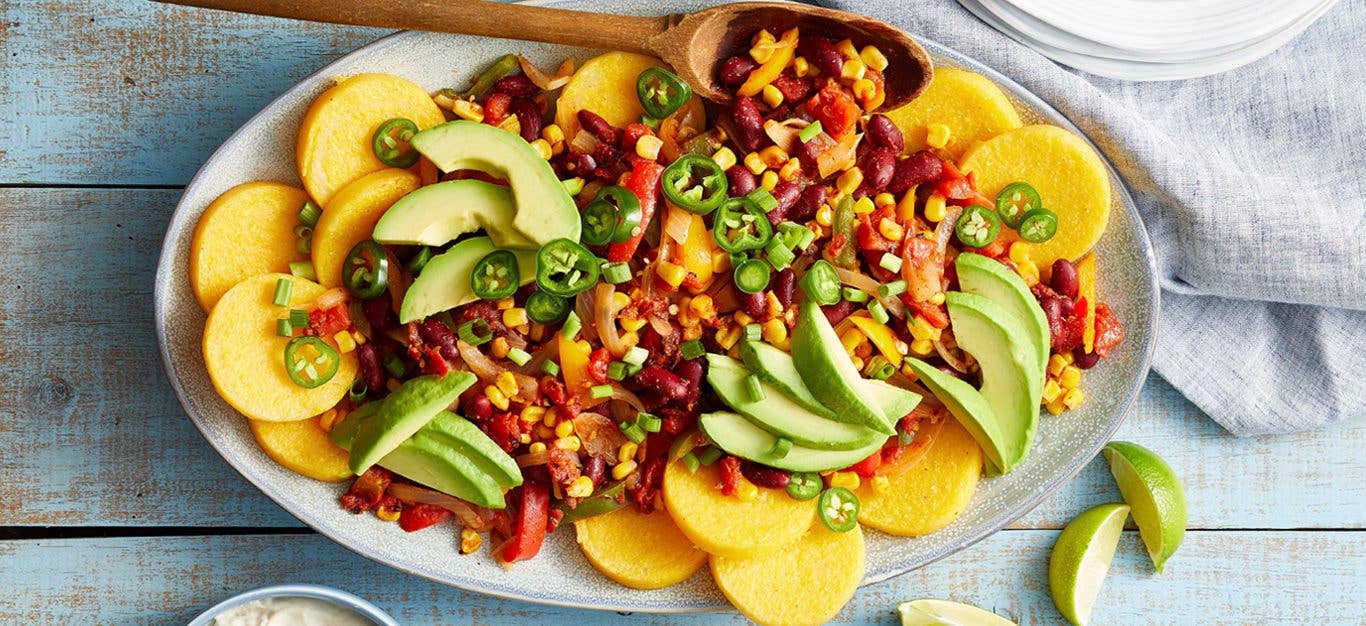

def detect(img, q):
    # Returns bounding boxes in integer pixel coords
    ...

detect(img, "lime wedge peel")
[1049,502,1130,626]
[1103,441,1187,573]
[898,598,1017,626]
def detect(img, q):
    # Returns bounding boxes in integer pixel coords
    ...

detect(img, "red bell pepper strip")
[398,503,452,532]
[501,484,549,563]
[847,451,883,478]
[718,456,742,496]
[607,160,664,262]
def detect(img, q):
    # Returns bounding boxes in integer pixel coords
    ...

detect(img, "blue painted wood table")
[1,1,1362,623]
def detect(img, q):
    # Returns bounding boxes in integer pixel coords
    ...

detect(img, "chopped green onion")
[682,451,701,473]
[296,236,312,255]
[507,347,532,366]
[562,177,585,197]
[843,287,869,303]
[348,379,368,404]
[898,426,917,446]
[288,309,309,328]
[382,354,406,378]
[778,222,813,251]
[561,311,582,338]
[407,246,434,274]
[541,360,561,377]
[770,437,793,458]
[640,114,662,130]
[696,446,724,466]
[289,261,317,281]
[680,339,705,360]
[275,318,294,337]
[765,237,795,270]
[879,252,903,273]
[878,279,907,298]
[868,300,889,324]
[794,226,816,250]
[298,200,321,227]
[272,278,294,307]
[623,346,649,366]
[619,421,647,444]
[743,323,762,342]
[636,412,662,433]
[865,355,894,380]
[744,374,765,402]
[590,384,614,399]
[457,319,492,346]
[602,261,632,284]
[607,361,627,381]
[747,187,779,212]
[625,361,645,377]
[798,120,824,143]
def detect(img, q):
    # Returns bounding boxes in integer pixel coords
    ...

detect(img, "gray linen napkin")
[813,0,1366,434]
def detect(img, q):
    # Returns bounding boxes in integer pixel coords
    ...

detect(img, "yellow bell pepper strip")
[848,315,903,367]
[557,332,593,398]
[738,28,799,97]
[674,205,716,289]
[1076,253,1097,353]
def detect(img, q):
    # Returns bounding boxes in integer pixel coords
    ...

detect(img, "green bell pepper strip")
[817,486,860,532]
[342,240,390,300]
[662,155,728,215]
[464,54,519,99]
[471,249,521,300]
[954,204,1001,248]
[800,259,842,305]
[832,196,858,268]
[636,67,692,119]
[787,472,822,500]
[1018,208,1058,243]
[580,185,643,246]
[371,118,420,168]
[535,238,600,297]
[712,197,773,253]
[283,336,341,389]
[995,181,1041,229]
[526,290,571,324]
[555,481,628,523]
[733,258,772,294]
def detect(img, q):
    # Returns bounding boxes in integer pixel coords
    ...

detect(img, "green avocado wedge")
[699,411,888,473]
[705,354,880,451]
[373,179,536,250]
[956,252,1050,377]
[421,411,523,488]
[904,357,1010,474]
[348,372,476,474]
[863,378,922,425]
[399,236,537,323]
[945,292,1040,470]
[410,120,579,246]
[790,300,895,434]
[739,340,837,419]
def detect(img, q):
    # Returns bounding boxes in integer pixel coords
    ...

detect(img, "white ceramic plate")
[155,0,1157,612]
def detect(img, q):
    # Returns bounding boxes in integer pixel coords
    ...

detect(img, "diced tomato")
[339,467,392,513]
[825,232,849,261]
[485,411,521,453]
[308,304,352,337]
[607,160,664,262]
[1093,303,1126,358]
[421,346,449,377]
[906,298,950,329]
[484,92,512,126]
[847,451,883,478]
[805,83,861,137]
[398,503,452,532]
[501,484,549,563]
[856,208,897,253]
[933,161,976,200]
[718,456,742,497]
[631,456,666,514]
[587,348,612,384]
[621,123,653,150]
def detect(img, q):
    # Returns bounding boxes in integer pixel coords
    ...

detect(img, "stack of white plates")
[957,0,1339,80]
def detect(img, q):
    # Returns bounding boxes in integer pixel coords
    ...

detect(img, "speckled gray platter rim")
[154,0,1158,613]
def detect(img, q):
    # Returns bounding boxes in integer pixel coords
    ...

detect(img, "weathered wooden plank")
[2,187,1363,530]
[0,531,1361,625]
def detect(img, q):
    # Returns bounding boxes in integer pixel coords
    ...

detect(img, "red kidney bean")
[770,72,813,102]
[577,109,620,144]
[738,290,766,318]
[741,461,792,489]
[418,319,461,363]
[356,343,385,394]
[1050,259,1080,300]
[491,74,538,97]
[718,56,758,87]
[866,114,904,152]
[730,96,767,152]
[772,268,797,308]
[726,166,757,197]
[822,299,854,326]
[1073,348,1101,369]
[767,181,801,225]
[788,183,827,223]
[793,133,823,167]
[887,150,944,194]
[562,150,596,177]
[634,365,689,401]
[464,393,493,423]
[362,295,391,333]
[861,147,897,192]
[511,98,542,143]
[583,455,606,486]
[798,37,843,78]
[676,359,704,408]
[1041,296,1078,350]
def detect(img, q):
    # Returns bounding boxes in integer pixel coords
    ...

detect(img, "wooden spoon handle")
[158,0,672,54]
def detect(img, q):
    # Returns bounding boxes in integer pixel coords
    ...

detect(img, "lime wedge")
[898,598,1017,625]
[1049,502,1129,626]
[1103,441,1187,573]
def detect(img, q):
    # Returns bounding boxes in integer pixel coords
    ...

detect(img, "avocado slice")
[399,236,538,323]
[348,372,476,474]
[945,291,1040,470]
[790,300,895,434]
[699,411,888,473]
[738,341,837,419]
[956,252,1049,377]
[373,179,536,249]
[705,354,880,451]
[410,120,580,245]
[421,411,523,488]
[863,378,922,424]
[903,357,1010,474]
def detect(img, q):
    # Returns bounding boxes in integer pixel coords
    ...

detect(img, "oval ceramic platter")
[154,0,1157,613]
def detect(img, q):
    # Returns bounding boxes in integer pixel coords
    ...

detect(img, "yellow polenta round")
[249,415,352,482]
[311,168,420,287]
[663,459,813,558]
[296,73,444,205]
[711,524,865,626]
[856,418,982,537]
[190,182,308,312]
[885,67,1023,160]
[575,506,707,589]
[555,51,705,141]
[960,124,1112,265]
[203,273,357,422]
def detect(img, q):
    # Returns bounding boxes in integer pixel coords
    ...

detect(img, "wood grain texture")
[0,531,1361,625]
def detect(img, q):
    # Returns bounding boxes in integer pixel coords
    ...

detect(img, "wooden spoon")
[158,0,933,110]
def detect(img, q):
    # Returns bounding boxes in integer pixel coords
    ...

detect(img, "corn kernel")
[853,196,876,215]
[911,338,934,355]
[689,294,716,320]
[816,203,834,227]
[1060,366,1082,389]
[333,330,356,354]
[566,475,594,498]
[761,83,785,108]
[619,442,639,463]
[871,475,891,494]
[794,56,810,77]
[498,114,521,135]
[756,146,788,169]
[486,337,508,360]
[929,292,946,306]
[836,38,858,59]
[733,311,754,326]
[519,433,532,444]
[1009,241,1032,264]
[502,307,529,328]
[620,317,647,333]
[542,406,560,427]
[762,318,788,344]
[451,99,485,122]
[873,192,896,208]
[924,193,947,223]
[778,157,802,182]
[851,78,876,102]
[484,385,509,411]
[1046,399,1067,416]
[433,90,458,110]
[1063,388,1085,409]
[752,171,775,193]
[744,151,767,175]
[734,479,759,502]
[656,260,687,288]
[612,459,639,480]
[520,405,546,424]
[555,435,582,452]
[896,186,919,222]
[491,297,512,310]
[1042,379,1063,404]
[375,505,401,522]
[878,217,904,242]
[908,315,935,342]
[860,45,889,72]
[529,441,547,454]
[542,123,565,145]
[712,146,737,171]
[610,292,631,313]
[765,291,784,318]
[749,30,777,62]
[926,123,951,149]
[841,58,867,81]
[1017,260,1040,286]
[711,249,732,273]
[460,528,482,554]
[529,138,553,161]
[836,168,864,195]
[554,419,576,439]
[716,325,743,350]
[1061,351,1075,365]
[1048,354,1069,377]
[495,372,519,399]
[829,471,861,490]
[635,135,663,161]
[351,330,367,346]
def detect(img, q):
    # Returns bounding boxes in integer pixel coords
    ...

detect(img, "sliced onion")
[317,287,347,310]
[517,338,560,376]
[834,267,906,319]
[573,411,628,463]
[763,118,809,154]
[934,333,971,374]
[817,132,862,178]
[515,449,549,467]
[574,289,599,342]
[512,370,539,403]
[663,204,692,244]
[570,129,602,154]
[386,482,494,531]
[457,339,503,380]
[934,206,963,258]
[594,283,628,357]
[516,54,571,91]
